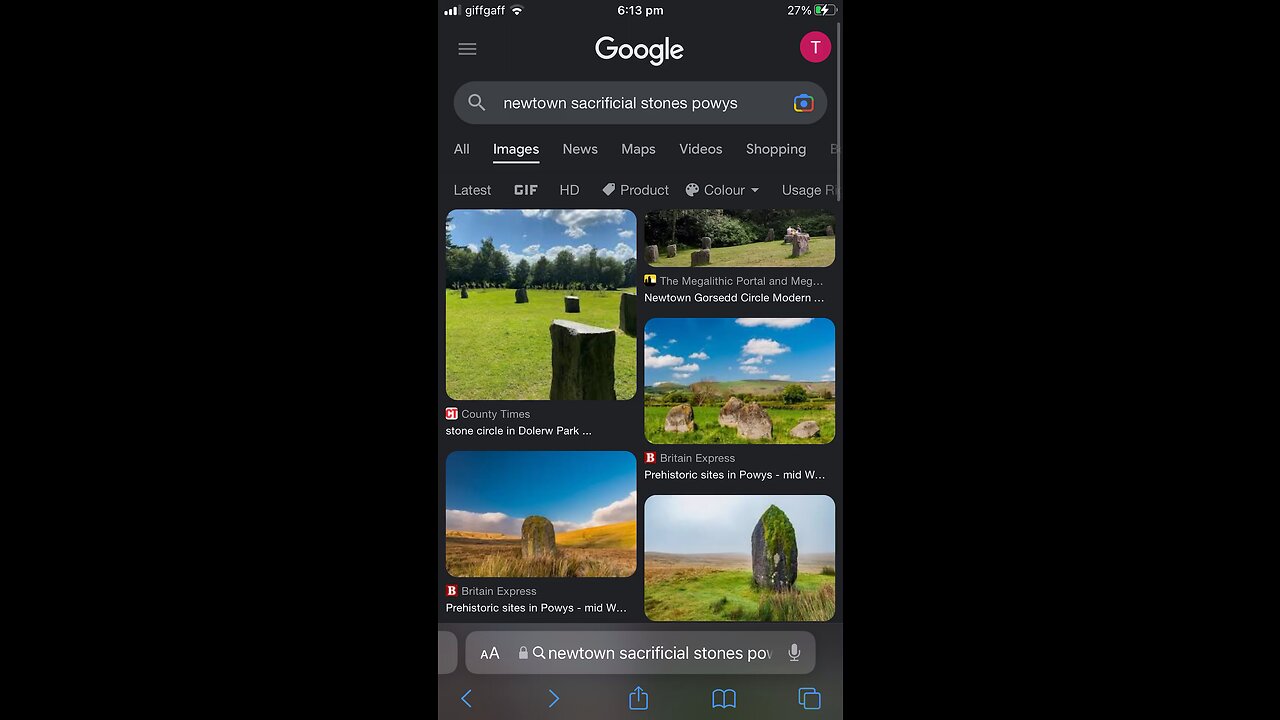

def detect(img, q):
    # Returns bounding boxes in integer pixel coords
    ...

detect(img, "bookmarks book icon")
[711,689,736,708]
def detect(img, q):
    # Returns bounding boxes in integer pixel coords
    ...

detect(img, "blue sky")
[446,451,636,536]
[645,495,835,554]
[642,318,835,385]
[446,209,636,264]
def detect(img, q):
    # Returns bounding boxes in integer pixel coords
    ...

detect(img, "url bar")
[454,81,827,125]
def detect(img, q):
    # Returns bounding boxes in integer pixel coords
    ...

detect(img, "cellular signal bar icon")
[444,5,459,15]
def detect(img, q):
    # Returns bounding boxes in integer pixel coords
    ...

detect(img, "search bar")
[465,630,815,674]
[454,81,827,125]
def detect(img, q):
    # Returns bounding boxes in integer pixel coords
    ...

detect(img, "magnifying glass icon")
[468,93,486,111]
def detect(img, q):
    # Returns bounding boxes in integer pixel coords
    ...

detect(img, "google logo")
[594,36,685,67]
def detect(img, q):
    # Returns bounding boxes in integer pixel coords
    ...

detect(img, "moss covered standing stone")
[522,515,556,559]
[664,404,695,432]
[736,402,773,440]
[751,505,797,590]
[718,396,744,427]
[549,320,617,400]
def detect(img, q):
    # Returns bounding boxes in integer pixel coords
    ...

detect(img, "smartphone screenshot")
[438,2,842,715]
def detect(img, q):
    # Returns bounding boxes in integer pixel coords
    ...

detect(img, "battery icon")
[814,4,839,15]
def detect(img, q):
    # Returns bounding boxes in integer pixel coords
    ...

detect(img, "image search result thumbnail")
[445,209,638,400]
[643,209,835,268]
[644,318,835,444]
[445,451,636,578]
[644,495,836,622]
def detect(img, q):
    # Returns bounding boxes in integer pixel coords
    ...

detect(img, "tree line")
[446,237,637,289]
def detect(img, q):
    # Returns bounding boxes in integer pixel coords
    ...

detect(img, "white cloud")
[644,331,657,340]
[706,336,713,340]
[587,491,637,526]
[820,374,833,380]
[736,318,813,329]
[618,229,634,238]
[466,243,478,252]
[739,366,767,375]
[523,244,541,254]
[668,339,677,344]
[828,366,835,372]
[672,373,691,380]
[445,222,455,232]
[447,492,636,536]
[769,374,791,381]
[689,352,709,360]
[653,381,675,386]
[521,209,630,239]
[445,509,522,536]
[499,243,511,251]
[480,209,503,215]
[741,355,764,365]
[741,338,790,356]
[673,363,700,372]
[644,346,684,369]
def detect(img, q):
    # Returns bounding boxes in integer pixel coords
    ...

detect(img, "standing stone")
[619,293,636,336]
[791,234,810,258]
[549,320,617,400]
[691,249,711,267]
[701,237,712,250]
[736,402,773,440]
[825,225,834,236]
[460,288,468,299]
[766,228,775,242]
[564,296,580,313]
[718,396,744,427]
[789,421,821,438]
[751,505,798,590]
[522,516,556,559]
[664,404,695,432]
[645,245,659,262]
[665,244,677,258]
[782,234,792,244]
[515,288,529,303]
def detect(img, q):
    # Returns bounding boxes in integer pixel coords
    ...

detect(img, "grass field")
[644,558,836,621]
[446,521,636,577]
[445,288,636,400]
[644,406,835,444]
[646,236,836,268]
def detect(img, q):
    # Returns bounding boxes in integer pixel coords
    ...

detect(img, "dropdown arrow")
[751,188,759,192]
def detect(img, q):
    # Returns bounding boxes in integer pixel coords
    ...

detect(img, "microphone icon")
[788,643,800,662]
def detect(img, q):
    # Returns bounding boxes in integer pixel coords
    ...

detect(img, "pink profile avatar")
[800,31,832,63]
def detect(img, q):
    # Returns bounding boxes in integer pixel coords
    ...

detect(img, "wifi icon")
[511,4,525,15]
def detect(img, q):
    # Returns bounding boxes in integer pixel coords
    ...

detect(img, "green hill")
[645,380,834,396]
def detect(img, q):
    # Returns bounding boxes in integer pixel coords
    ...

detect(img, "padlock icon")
[519,646,529,660]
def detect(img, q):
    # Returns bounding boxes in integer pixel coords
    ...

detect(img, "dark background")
[438,1,843,716]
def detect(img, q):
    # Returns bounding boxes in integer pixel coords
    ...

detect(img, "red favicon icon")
[644,452,657,464]
[445,407,459,420]
[446,584,458,596]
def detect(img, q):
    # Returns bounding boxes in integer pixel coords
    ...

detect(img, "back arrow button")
[460,689,472,708]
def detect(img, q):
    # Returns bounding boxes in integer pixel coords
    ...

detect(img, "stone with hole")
[549,320,616,400]
[664,404,695,432]
[522,516,556,559]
